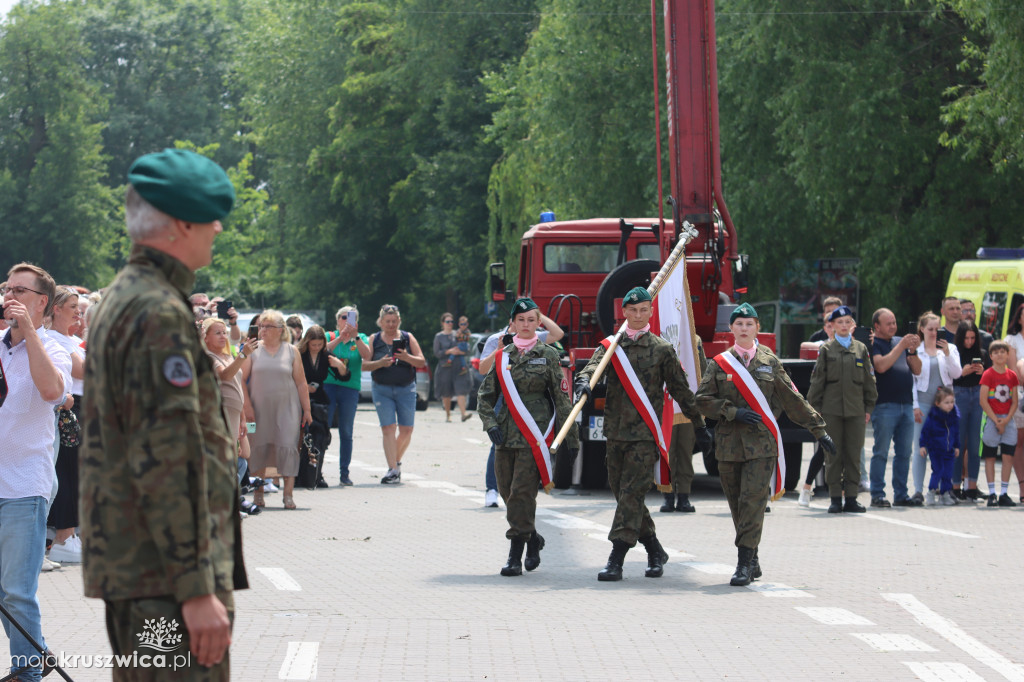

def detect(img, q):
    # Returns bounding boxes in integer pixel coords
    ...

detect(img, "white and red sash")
[712,351,786,500]
[600,336,672,492]
[496,349,557,492]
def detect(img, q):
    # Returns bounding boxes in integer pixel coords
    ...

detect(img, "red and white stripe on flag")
[495,350,557,492]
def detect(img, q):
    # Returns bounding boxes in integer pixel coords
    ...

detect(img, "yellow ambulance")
[945,249,1024,339]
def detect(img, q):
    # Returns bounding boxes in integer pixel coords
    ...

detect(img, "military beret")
[826,305,854,322]
[128,149,235,223]
[729,302,759,324]
[622,286,652,306]
[509,298,539,319]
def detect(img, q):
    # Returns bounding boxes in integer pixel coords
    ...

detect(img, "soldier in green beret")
[576,287,710,581]
[806,305,877,513]
[696,303,833,586]
[477,298,579,576]
[81,148,246,679]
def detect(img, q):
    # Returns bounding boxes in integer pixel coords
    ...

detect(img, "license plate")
[588,416,605,441]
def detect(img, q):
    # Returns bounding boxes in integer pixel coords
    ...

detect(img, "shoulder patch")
[162,355,193,388]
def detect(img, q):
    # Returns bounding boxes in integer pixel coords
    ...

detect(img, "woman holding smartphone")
[953,320,988,500]
[325,306,369,486]
[360,304,426,484]
[911,311,962,504]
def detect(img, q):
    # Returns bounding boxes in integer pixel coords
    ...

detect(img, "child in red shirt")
[979,340,1019,507]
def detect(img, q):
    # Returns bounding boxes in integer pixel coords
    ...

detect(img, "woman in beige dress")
[243,309,312,509]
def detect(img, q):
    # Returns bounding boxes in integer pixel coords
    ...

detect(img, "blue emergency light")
[976,247,1024,260]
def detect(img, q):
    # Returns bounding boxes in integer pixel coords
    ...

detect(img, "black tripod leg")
[0,599,72,680]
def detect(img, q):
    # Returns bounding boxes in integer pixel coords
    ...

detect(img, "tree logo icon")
[136,617,184,652]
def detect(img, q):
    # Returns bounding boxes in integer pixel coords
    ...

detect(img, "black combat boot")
[659,493,676,513]
[730,547,755,586]
[639,535,670,578]
[597,540,630,581]
[828,496,843,513]
[843,497,866,513]
[524,532,545,571]
[676,494,695,513]
[750,547,762,580]
[500,537,526,576]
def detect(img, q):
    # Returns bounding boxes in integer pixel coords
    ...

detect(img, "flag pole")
[550,221,699,453]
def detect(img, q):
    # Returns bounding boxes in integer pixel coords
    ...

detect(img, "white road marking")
[904,662,987,682]
[677,562,735,576]
[538,508,608,531]
[580,532,696,559]
[278,642,319,680]
[786,500,981,538]
[745,582,813,598]
[884,593,1024,682]
[795,607,874,625]
[255,567,302,591]
[850,632,937,652]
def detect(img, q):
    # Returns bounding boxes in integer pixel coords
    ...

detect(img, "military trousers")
[667,423,696,495]
[718,456,774,550]
[105,592,234,681]
[494,446,540,540]
[606,440,659,546]
[822,413,866,499]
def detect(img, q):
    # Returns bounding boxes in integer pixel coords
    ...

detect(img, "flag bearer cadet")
[696,303,834,586]
[477,298,578,577]
[575,287,710,582]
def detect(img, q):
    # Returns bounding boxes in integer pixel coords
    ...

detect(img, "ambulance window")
[981,292,1007,338]
[637,243,660,261]
[543,244,618,273]
[1009,294,1024,335]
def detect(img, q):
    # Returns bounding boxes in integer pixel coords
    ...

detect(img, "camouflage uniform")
[477,342,578,539]
[81,245,247,681]
[667,339,709,495]
[696,344,826,549]
[806,338,877,499]
[578,333,704,546]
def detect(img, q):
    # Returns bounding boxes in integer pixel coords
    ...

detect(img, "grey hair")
[125,185,175,241]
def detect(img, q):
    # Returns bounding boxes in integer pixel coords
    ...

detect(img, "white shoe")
[49,535,82,564]
[40,557,61,572]
[925,490,937,506]
[484,489,499,508]
[859,479,871,493]
[941,491,958,506]
[798,487,811,507]
[264,481,280,493]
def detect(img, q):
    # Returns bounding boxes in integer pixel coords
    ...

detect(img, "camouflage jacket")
[477,342,579,451]
[806,338,877,417]
[578,332,704,441]
[696,344,826,462]
[81,245,247,602]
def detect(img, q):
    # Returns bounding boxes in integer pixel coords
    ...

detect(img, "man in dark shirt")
[960,299,994,351]
[938,296,962,344]
[868,308,922,507]
[808,296,843,343]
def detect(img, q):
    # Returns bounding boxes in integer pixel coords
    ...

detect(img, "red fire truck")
[488,0,814,490]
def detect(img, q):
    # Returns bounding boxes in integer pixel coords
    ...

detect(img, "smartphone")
[309,382,319,391]
[247,323,259,341]
[246,422,256,434]
[216,300,233,319]
[392,337,407,353]
[852,325,871,346]
[972,358,983,365]
[343,309,358,325]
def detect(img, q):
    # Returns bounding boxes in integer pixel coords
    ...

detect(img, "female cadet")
[696,303,834,586]
[806,305,877,514]
[477,298,578,576]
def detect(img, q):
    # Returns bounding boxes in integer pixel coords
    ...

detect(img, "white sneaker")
[859,479,871,493]
[40,557,61,572]
[484,489,499,508]
[49,535,82,564]
[941,491,958,506]
[798,487,811,507]
[925,490,937,506]
[264,481,280,493]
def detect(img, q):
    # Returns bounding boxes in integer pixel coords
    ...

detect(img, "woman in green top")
[325,305,371,485]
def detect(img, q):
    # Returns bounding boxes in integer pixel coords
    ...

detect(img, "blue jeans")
[372,381,417,428]
[237,456,248,485]
[0,497,47,682]
[324,384,359,478]
[870,402,914,501]
[485,444,497,491]
[954,386,982,485]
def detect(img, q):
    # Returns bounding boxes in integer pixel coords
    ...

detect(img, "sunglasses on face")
[443,319,453,324]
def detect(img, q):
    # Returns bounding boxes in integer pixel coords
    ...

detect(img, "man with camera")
[0,263,72,682]
[81,148,247,679]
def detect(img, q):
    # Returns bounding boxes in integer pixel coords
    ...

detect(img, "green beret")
[510,298,539,319]
[622,286,652,306]
[128,149,235,223]
[729,302,759,324]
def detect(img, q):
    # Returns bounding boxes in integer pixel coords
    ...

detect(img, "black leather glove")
[695,426,713,452]
[573,378,592,404]
[733,408,763,426]
[487,426,504,446]
[817,433,836,456]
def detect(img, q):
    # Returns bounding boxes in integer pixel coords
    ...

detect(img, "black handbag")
[57,407,81,448]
